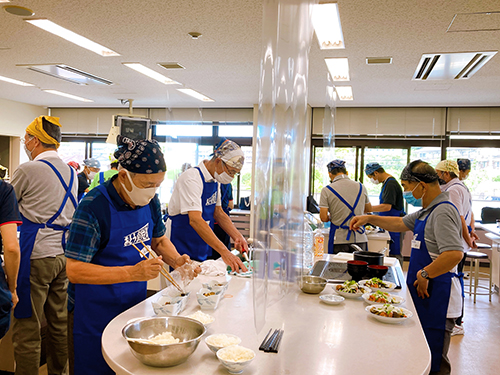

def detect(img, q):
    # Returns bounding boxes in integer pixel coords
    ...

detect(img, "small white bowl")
[319,294,345,305]
[186,311,216,328]
[216,345,255,374]
[205,334,242,354]
[202,280,230,295]
[196,288,223,310]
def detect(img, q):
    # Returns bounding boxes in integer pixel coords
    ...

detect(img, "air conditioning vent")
[366,57,392,64]
[158,62,186,70]
[412,51,497,80]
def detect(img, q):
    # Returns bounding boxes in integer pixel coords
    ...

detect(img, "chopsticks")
[259,328,284,353]
[130,241,184,294]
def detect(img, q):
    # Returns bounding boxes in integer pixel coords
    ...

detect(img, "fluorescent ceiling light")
[450,134,500,140]
[0,75,34,86]
[25,19,120,57]
[0,0,12,3]
[325,58,349,81]
[42,89,93,102]
[123,63,179,85]
[23,64,113,85]
[312,2,344,49]
[178,88,214,102]
[335,86,353,100]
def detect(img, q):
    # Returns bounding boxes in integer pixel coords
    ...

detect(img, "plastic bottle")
[303,222,314,270]
[314,229,324,258]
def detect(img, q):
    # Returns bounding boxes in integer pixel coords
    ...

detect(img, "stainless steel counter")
[102,257,431,375]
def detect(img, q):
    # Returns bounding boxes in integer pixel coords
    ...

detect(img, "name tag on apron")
[411,239,421,249]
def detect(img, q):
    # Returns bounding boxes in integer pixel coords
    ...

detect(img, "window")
[447,147,500,219]
[155,123,213,138]
[91,142,119,170]
[58,141,86,169]
[410,147,441,166]
[219,124,253,138]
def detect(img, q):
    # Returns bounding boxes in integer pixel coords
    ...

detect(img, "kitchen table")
[102,255,431,375]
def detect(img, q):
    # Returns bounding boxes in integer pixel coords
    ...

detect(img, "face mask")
[88,171,97,181]
[121,170,158,207]
[403,182,423,207]
[369,177,379,185]
[23,138,35,161]
[214,171,234,184]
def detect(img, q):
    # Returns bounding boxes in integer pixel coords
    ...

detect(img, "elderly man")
[65,136,197,375]
[0,178,21,339]
[365,162,405,264]
[436,159,475,336]
[11,115,78,375]
[77,157,100,200]
[351,160,463,375]
[166,139,247,271]
[319,159,372,254]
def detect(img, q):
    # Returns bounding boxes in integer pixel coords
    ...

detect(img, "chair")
[466,250,493,303]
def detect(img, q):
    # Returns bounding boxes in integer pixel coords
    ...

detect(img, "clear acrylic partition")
[252,0,316,332]
[322,73,337,180]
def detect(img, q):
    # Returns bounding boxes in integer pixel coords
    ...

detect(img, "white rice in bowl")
[206,334,240,348]
[149,331,180,345]
[217,345,255,362]
[187,311,215,325]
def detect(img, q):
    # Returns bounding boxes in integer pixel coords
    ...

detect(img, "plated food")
[366,304,413,324]
[359,278,396,292]
[333,280,371,298]
[362,291,405,305]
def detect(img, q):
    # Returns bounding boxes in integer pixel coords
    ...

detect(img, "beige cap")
[435,160,459,175]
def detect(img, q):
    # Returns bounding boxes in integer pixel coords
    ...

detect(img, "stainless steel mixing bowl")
[300,275,327,294]
[122,316,206,367]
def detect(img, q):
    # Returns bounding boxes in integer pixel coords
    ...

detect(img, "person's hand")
[130,256,164,281]
[350,215,369,231]
[173,255,201,280]
[467,236,477,249]
[413,271,430,299]
[233,235,249,253]
[221,250,248,273]
[471,230,480,242]
[11,291,19,309]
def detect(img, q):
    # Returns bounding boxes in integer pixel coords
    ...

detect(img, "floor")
[36,262,500,375]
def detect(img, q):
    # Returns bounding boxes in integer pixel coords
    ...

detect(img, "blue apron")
[326,182,365,254]
[169,167,218,261]
[73,184,152,375]
[15,160,77,319]
[379,177,405,256]
[407,201,462,372]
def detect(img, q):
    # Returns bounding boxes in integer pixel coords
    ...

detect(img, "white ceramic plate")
[319,294,345,305]
[365,304,413,324]
[359,279,396,292]
[333,285,371,299]
[362,292,405,305]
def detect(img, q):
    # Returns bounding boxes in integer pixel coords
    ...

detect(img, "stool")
[466,251,493,303]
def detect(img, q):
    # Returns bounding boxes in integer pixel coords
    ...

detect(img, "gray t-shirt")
[402,191,464,318]
[12,151,78,259]
[319,174,369,244]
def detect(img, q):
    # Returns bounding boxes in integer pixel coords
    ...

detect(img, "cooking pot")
[353,251,384,266]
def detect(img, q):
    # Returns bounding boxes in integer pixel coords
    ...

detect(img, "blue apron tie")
[168,167,218,261]
[99,171,105,184]
[378,177,405,256]
[326,183,365,254]
[15,160,76,319]
[73,184,152,375]
[407,201,462,372]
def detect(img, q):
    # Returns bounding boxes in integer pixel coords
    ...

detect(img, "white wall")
[0,98,47,136]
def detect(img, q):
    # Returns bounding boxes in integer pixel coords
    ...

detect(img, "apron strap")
[326,183,365,241]
[99,172,105,184]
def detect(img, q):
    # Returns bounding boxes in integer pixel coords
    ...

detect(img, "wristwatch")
[420,269,430,280]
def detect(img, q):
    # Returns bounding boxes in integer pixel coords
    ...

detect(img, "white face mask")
[214,171,234,184]
[121,170,158,207]
[23,137,35,161]
[88,171,97,181]
[370,177,379,185]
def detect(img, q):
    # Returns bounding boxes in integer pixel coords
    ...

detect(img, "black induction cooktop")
[309,260,404,289]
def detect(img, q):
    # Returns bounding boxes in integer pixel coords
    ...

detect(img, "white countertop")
[102,258,431,375]
[476,223,500,239]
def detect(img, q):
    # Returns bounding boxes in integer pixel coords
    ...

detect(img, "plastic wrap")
[252,0,316,332]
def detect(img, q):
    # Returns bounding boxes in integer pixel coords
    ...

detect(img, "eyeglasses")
[222,161,240,177]
[20,135,34,146]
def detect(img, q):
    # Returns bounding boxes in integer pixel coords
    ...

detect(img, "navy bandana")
[327,159,346,172]
[114,136,166,174]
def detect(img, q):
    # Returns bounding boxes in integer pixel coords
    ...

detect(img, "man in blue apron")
[65,136,198,375]
[365,162,405,264]
[11,116,78,375]
[166,139,248,272]
[0,178,22,339]
[210,182,234,258]
[319,159,372,254]
[436,160,476,336]
[351,160,464,375]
